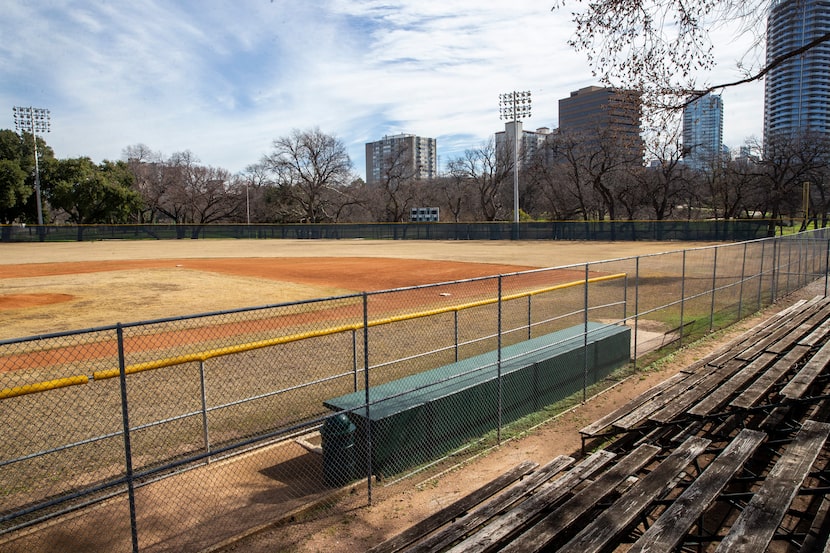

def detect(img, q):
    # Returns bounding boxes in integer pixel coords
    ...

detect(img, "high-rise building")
[365,134,437,185]
[494,122,551,169]
[764,0,830,144]
[683,93,724,170]
[558,85,644,163]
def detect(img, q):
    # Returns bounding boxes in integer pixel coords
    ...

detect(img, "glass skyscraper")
[764,0,830,143]
[683,93,724,170]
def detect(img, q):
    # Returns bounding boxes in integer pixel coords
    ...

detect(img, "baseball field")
[0,239,716,340]
[7,237,806,553]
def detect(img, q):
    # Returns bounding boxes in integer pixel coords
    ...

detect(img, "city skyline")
[3,2,765,180]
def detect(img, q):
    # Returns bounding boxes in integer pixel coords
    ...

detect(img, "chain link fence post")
[633,256,640,371]
[497,275,503,445]
[680,250,687,347]
[117,324,139,553]
[583,263,589,403]
[709,247,718,332]
[362,292,372,505]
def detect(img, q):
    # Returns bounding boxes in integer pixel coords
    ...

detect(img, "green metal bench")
[323,322,631,479]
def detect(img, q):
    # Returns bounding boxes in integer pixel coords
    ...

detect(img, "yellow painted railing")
[1,273,626,399]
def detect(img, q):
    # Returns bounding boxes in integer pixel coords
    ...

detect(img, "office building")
[764,0,830,144]
[558,85,644,163]
[365,134,437,185]
[683,93,724,170]
[495,122,552,169]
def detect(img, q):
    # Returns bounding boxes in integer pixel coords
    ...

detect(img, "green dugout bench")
[322,322,631,482]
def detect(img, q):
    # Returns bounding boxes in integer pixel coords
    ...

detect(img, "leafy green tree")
[45,157,143,238]
[0,160,28,224]
[0,129,54,225]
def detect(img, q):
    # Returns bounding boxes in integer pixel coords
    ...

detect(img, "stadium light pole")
[13,106,50,227]
[499,91,531,228]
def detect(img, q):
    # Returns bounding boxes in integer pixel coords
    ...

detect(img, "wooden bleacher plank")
[715,420,830,552]
[366,460,541,553]
[401,455,575,553]
[612,371,716,430]
[687,352,778,417]
[649,360,746,424]
[579,372,690,438]
[730,345,812,410]
[489,444,662,553]
[628,429,766,553]
[780,339,830,400]
[798,494,830,552]
[735,297,824,361]
[437,449,617,553]
[556,436,711,553]
[698,300,808,370]
[766,301,830,354]
[582,298,825,439]
[799,310,830,346]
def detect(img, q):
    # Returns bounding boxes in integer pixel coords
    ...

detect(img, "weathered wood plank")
[628,429,766,553]
[736,297,824,360]
[649,359,746,424]
[401,455,575,553]
[715,420,830,552]
[613,371,714,430]
[687,352,778,417]
[780,339,830,399]
[767,301,830,353]
[579,372,690,438]
[491,444,662,553]
[557,436,712,553]
[730,345,812,409]
[798,494,830,552]
[367,460,540,553]
[438,450,618,553]
[686,299,810,371]
[799,308,830,346]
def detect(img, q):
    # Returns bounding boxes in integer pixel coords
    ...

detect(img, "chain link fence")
[1,231,828,552]
[1,219,773,243]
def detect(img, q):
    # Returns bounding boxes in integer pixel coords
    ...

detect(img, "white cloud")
[1,0,765,178]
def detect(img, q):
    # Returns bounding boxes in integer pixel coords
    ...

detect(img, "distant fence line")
[1,219,777,242]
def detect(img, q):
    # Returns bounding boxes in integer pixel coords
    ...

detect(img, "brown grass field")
[0,239,715,339]
[2,238,818,552]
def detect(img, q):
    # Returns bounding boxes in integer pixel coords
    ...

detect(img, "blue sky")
[2,1,765,180]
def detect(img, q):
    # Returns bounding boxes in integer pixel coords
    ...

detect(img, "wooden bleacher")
[368,296,830,552]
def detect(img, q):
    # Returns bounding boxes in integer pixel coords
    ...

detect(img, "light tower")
[13,106,50,226]
[499,91,531,228]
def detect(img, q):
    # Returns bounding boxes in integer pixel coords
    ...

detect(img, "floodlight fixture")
[498,91,532,227]
[13,106,51,226]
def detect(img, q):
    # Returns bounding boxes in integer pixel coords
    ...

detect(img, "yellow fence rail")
[1,273,627,400]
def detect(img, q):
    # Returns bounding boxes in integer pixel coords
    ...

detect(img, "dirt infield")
[0,239,714,340]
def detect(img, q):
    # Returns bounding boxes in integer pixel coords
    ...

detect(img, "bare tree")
[122,144,167,223]
[447,139,511,221]
[638,126,689,219]
[552,0,830,107]
[237,161,274,223]
[748,133,830,234]
[262,128,353,223]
